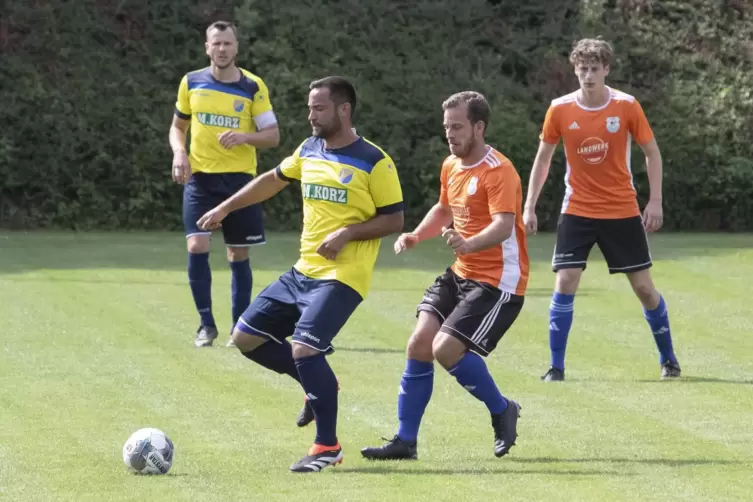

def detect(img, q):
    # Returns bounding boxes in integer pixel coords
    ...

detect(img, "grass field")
[1,230,752,501]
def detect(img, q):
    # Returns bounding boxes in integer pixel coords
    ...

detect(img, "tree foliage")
[1,0,751,230]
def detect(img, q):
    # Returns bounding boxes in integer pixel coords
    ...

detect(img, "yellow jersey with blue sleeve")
[275,136,404,299]
[174,67,277,175]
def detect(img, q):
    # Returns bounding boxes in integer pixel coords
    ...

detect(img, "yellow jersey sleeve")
[250,77,273,118]
[275,142,305,181]
[369,156,404,214]
[175,75,191,119]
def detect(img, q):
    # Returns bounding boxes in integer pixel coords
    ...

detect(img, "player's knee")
[432,332,465,370]
[187,235,210,254]
[232,330,265,352]
[291,341,319,360]
[406,328,435,361]
[227,246,249,262]
[555,268,582,294]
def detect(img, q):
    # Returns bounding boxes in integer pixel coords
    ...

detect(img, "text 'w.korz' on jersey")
[174,67,277,175]
[540,86,655,219]
[275,136,404,299]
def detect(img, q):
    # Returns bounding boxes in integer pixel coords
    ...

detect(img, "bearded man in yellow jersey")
[198,76,404,473]
[169,21,280,348]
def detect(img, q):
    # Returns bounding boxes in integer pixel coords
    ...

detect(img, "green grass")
[1,231,752,501]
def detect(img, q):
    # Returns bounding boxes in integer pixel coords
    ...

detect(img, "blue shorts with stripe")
[235,267,362,353]
[417,268,524,356]
[183,172,265,247]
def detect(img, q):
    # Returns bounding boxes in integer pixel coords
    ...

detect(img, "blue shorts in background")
[182,172,265,247]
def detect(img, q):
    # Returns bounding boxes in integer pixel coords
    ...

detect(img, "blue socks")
[549,292,575,370]
[644,295,677,364]
[296,354,338,446]
[396,359,434,443]
[242,340,300,382]
[188,252,215,328]
[229,259,252,327]
[448,351,507,415]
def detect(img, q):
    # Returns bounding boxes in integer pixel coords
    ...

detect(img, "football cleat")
[360,435,418,460]
[492,399,521,458]
[289,443,343,473]
[194,325,218,348]
[541,367,565,382]
[661,361,681,380]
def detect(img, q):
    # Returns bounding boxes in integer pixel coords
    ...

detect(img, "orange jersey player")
[362,91,528,461]
[523,38,680,382]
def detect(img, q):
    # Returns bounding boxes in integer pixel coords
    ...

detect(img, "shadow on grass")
[511,457,743,467]
[337,346,404,355]
[635,376,753,385]
[333,465,631,476]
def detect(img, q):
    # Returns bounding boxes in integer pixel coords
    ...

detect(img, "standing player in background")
[198,76,404,472]
[361,92,529,460]
[169,21,280,348]
[523,38,681,381]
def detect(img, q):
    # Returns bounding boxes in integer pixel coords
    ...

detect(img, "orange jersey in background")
[439,147,529,296]
[540,86,655,219]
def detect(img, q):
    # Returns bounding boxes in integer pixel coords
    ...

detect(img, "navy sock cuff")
[295,353,326,365]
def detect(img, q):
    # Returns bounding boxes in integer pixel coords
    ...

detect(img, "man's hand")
[394,233,420,254]
[172,150,191,184]
[642,199,663,232]
[316,228,352,260]
[218,131,249,149]
[442,227,473,255]
[197,205,229,231]
[523,207,538,235]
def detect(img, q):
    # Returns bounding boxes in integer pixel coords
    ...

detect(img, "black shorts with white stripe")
[552,214,652,274]
[416,268,524,356]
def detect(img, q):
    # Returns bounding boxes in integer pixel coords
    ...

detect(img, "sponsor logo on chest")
[302,183,348,204]
[197,113,241,129]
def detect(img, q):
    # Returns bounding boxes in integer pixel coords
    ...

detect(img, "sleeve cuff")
[275,165,295,182]
[174,108,191,120]
[376,201,404,215]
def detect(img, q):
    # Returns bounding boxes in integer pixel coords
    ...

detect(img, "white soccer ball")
[122,428,174,475]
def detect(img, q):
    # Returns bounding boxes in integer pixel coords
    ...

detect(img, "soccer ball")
[122,428,174,475]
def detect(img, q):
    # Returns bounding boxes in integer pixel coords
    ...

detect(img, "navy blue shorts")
[235,268,363,353]
[182,172,265,247]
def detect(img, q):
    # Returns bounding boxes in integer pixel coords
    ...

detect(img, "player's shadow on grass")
[334,466,631,476]
[635,376,753,385]
[510,457,742,467]
[337,346,404,354]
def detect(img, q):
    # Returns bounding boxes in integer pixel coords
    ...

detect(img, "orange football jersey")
[439,147,529,296]
[540,86,654,219]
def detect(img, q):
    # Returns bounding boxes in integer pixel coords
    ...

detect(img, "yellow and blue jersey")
[174,67,276,175]
[275,136,404,298]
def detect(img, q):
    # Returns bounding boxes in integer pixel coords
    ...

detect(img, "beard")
[312,114,342,139]
[452,134,476,158]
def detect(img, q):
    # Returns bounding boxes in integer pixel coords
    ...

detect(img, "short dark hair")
[206,21,238,39]
[442,91,491,132]
[309,76,357,116]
